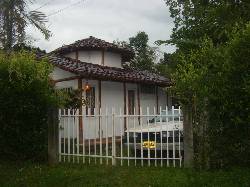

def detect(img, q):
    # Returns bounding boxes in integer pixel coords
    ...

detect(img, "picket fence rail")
[58,106,183,167]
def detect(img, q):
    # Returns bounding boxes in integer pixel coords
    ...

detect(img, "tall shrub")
[171,25,250,168]
[0,51,57,161]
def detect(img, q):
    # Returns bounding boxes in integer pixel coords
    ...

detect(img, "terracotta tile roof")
[47,55,171,87]
[51,36,134,62]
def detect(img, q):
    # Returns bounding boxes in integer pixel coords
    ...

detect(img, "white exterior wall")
[79,51,102,65]
[101,81,124,111]
[64,50,122,68]
[51,67,75,80]
[51,68,78,139]
[104,52,122,68]
[81,79,99,139]
[82,80,124,139]
[64,51,102,65]
[100,81,124,138]
[51,67,78,90]
[51,67,171,139]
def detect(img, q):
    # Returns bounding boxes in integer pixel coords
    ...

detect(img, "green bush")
[0,51,58,161]
[172,24,250,168]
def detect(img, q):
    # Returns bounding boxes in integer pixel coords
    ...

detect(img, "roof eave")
[48,55,171,87]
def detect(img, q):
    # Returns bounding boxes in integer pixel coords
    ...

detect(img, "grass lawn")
[0,161,250,187]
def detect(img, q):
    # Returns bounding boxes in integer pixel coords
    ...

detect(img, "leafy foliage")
[113,32,156,72]
[160,0,250,168]
[63,89,87,110]
[0,51,58,161]
[171,27,250,168]
[128,31,156,72]
[155,53,175,76]
[0,0,51,50]
[12,43,46,53]
[164,0,250,51]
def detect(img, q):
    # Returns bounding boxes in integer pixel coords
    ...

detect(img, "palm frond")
[25,10,51,40]
[29,10,48,23]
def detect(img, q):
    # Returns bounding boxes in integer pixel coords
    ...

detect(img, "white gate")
[58,106,183,167]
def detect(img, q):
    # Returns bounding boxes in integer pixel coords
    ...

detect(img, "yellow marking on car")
[143,141,156,149]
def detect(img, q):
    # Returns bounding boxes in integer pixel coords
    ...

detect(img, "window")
[61,87,73,93]
[86,87,95,115]
[141,85,156,94]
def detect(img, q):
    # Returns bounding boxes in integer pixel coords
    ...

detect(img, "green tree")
[0,0,51,50]
[155,53,174,76]
[159,0,250,168]
[129,31,156,72]
[0,51,58,161]
[162,0,250,51]
[173,28,250,168]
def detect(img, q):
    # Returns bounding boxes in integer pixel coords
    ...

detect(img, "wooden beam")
[101,49,105,66]
[166,90,169,107]
[98,80,102,137]
[76,50,79,60]
[156,86,159,113]
[76,50,79,67]
[54,76,80,83]
[78,78,83,142]
[98,80,102,109]
[123,82,127,129]
[137,84,141,124]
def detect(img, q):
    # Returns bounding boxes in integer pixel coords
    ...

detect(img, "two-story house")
[48,36,173,138]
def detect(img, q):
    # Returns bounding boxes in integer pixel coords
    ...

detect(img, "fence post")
[111,109,116,166]
[48,107,59,165]
[183,105,194,168]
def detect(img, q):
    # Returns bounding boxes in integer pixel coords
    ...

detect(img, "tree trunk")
[1,1,15,52]
[183,105,194,168]
[4,1,14,50]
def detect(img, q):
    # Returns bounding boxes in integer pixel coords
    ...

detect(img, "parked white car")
[124,110,183,152]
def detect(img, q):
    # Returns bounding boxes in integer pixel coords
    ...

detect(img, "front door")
[128,90,135,115]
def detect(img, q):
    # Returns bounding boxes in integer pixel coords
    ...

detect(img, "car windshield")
[149,110,183,123]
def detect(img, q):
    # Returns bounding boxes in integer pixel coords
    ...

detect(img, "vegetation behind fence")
[0,51,58,161]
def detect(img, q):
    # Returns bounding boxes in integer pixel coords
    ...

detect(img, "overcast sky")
[27,0,175,53]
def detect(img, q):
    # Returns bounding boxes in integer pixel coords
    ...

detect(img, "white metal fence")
[58,106,183,167]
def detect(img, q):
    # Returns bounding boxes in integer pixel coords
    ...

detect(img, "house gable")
[52,66,77,80]
[52,36,133,67]
[63,50,122,68]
